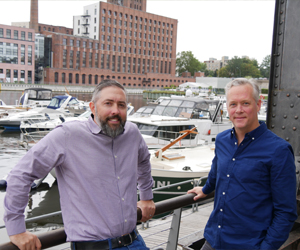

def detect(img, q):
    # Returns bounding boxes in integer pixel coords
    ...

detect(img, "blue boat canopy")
[47,95,79,109]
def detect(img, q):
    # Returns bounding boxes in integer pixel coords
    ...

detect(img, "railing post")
[166,208,182,250]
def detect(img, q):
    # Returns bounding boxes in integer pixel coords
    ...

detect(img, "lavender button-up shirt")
[4,116,153,242]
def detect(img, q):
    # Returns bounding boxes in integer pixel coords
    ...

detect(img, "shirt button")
[232,158,235,161]
[235,142,237,145]
[227,174,230,177]
[223,192,225,195]
[252,137,255,140]
[115,155,117,158]
[125,219,127,222]
[122,198,124,201]
[220,209,223,212]
[117,176,120,179]
[218,225,221,228]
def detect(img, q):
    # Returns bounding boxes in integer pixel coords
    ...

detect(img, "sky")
[0,0,276,65]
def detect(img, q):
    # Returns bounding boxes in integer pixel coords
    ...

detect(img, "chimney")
[30,0,39,33]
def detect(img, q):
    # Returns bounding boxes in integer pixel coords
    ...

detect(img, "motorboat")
[148,128,215,201]
[19,103,135,149]
[0,88,53,118]
[128,96,232,148]
[0,95,87,131]
[20,103,134,133]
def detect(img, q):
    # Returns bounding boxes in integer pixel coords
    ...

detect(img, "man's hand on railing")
[9,231,41,250]
[187,187,207,201]
[137,200,156,222]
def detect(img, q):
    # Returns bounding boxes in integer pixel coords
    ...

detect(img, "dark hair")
[91,79,126,103]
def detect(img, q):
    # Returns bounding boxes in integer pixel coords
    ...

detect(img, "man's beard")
[94,107,126,138]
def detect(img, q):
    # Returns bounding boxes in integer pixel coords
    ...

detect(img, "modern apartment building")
[0,24,35,83]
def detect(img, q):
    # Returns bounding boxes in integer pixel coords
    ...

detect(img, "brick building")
[0,24,35,83]
[6,0,196,87]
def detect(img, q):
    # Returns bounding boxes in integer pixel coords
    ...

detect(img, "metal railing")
[0,191,214,250]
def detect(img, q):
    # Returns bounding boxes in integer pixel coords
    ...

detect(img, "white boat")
[0,88,53,118]
[19,103,135,149]
[128,96,232,148]
[148,128,215,201]
[0,95,87,131]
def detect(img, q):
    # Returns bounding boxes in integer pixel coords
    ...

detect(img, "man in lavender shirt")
[4,80,155,250]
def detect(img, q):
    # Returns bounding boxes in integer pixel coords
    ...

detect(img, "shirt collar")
[230,121,267,141]
[88,114,102,134]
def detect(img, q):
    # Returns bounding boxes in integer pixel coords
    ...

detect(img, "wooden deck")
[138,201,213,249]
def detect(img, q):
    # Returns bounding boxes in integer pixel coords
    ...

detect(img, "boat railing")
[19,130,50,149]
[0,178,211,250]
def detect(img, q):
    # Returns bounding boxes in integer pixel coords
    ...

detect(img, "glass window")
[6,29,11,38]
[21,31,25,40]
[14,30,18,39]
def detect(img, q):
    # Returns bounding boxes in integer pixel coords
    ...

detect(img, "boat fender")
[0,179,7,189]
[0,175,8,189]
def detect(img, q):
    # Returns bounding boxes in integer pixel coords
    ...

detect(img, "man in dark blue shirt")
[188,78,297,250]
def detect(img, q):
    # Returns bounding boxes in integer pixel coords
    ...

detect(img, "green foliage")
[218,56,261,78]
[163,84,177,90]
[176,51,206,76]
[261,88,268,94]
[259,55,271,79]
[204,69,217,77]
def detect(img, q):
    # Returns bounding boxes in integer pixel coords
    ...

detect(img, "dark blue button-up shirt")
[202,122,297,249]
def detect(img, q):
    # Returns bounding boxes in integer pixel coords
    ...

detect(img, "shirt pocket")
[234,159,264,183]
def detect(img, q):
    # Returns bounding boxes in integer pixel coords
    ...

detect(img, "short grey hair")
[91,79,127,103]
[225,78,260,103]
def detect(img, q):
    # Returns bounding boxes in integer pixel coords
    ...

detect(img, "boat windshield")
[132,106,155,117]
[25,89,52,100]
[133,123,158,136]
[132,122,197,140]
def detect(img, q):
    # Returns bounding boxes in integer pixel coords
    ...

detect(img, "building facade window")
[82,52,86,67]
[62,73,66,83]
[76,73,79,84]
[95,53,99,68]
[69,50,73,68]
[28,45,32,65]
[69,73,72,83]
[63,49,67,68]
[14,30,18,39]
[21,31,25,40]
[55,72,59,83]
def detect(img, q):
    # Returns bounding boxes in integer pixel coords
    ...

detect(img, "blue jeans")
[111,234,149,250]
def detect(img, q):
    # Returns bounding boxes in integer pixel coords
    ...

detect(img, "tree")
[176,51,206,76]
[259,55,271,79]
[218,56,261,78]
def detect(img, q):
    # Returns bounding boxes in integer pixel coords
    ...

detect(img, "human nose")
[111,103,120,115]
[235,104,243,113]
